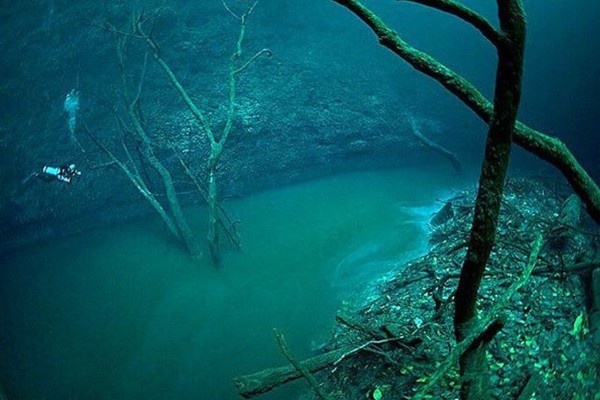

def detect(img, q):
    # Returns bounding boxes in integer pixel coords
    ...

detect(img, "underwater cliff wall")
[0,0,598,253]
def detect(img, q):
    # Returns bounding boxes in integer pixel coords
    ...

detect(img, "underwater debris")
[234,178,600,399]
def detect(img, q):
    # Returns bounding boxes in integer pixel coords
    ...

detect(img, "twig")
[362,346,400,366]
[407,115,462,174]
[244,0,259,19]
[273,329,332,400]
[221,0,241,20]
[234,48,273,75]
[333,337,401,367]
[87,20,144,39]
[336,314,383,339]
[70,133,88,154]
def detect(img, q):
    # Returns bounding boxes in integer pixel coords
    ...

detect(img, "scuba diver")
[13,163,81,203]
[34,163,82,184]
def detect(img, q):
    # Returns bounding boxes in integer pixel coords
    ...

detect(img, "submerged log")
[233,347,347,399]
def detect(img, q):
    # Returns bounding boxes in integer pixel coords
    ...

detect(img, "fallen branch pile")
[234,178,600,399]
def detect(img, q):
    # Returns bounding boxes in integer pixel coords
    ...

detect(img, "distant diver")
[23,163,82,184]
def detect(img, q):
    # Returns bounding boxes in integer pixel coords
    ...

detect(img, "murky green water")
[0,169,459,399]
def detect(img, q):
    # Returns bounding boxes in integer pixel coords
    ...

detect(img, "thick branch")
[398,0,503,46]
[83,125,180,239]
[129,109,199,256]
[173,147,242,249]
[454,0,527,330]
[117,38,199,257]
[334,0,492,121]
[454,2,526,397]
[332,0,600,227]
[135,21,217,146]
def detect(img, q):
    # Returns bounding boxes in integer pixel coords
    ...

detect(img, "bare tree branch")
[134,18,217,146]
[407,114,462,174]
[397,0,504,46]
[221,0,241,20]
[333,0,600,227]
[274,329,333,400]
[234,48,273,75]
[82,124,180,239]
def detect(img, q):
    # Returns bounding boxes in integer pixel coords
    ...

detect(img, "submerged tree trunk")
[206,156,220,265]
[132,5,270,266]
[333,0,600,227]
[84,125,181,241]
[129,109,200,257]
[453,1,527,398]
[334,0,530,398]
[116,42,199,258]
